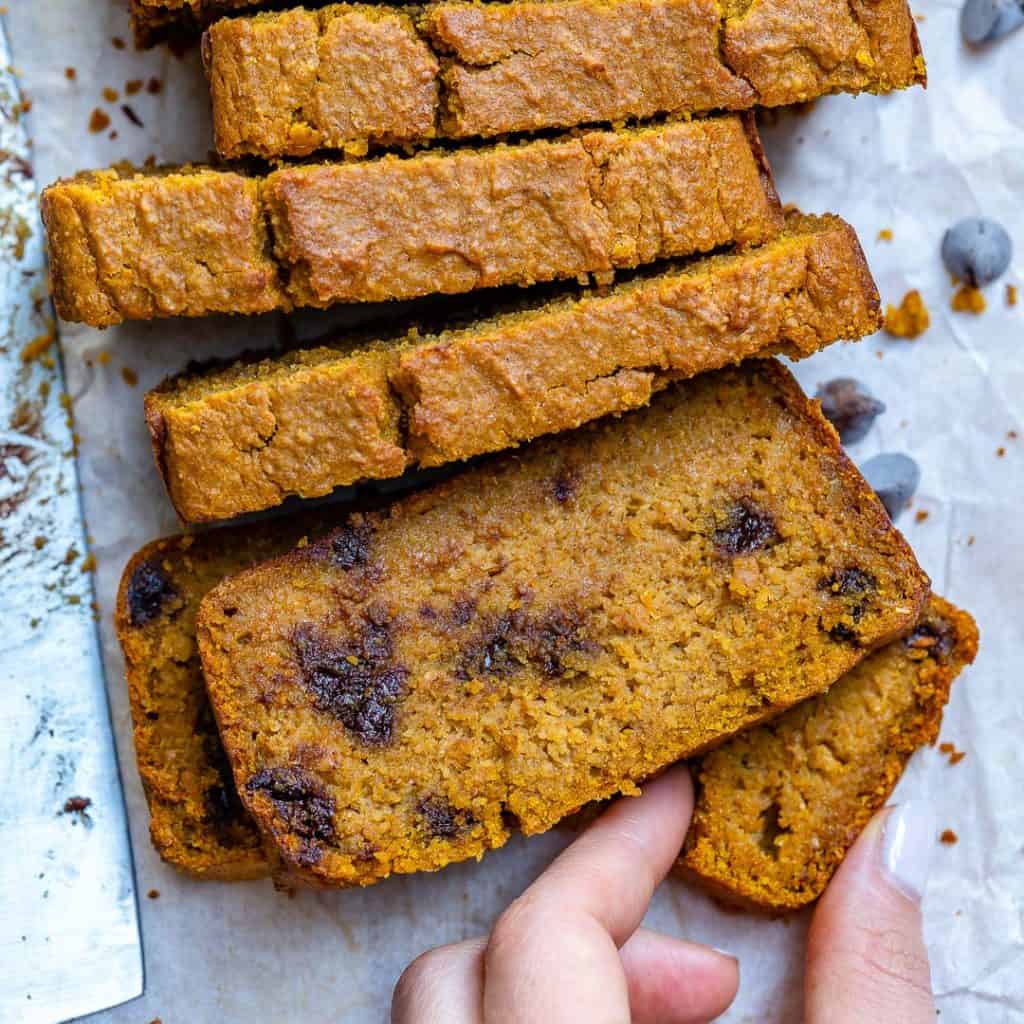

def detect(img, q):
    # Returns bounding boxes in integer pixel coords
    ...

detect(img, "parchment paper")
[6,0,1024,1019]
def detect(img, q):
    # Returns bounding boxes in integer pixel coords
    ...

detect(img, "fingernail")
[880,801,935,902]
[711,946,737,962]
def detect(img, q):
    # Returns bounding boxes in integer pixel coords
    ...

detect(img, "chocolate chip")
[905,619,955,661]
[819,568,877,644]
[246,766,335,843]
[961,0,1024,45]
[861,453,921,521]
[819,568,877,599]
[293,621,408,745]
[126,560,176,627]
[458,606,592,680]
[941,217,1013,287]
[417,796,477,839]
[330,519,373,570]
[713,500,780,555]
[816,378,886,445]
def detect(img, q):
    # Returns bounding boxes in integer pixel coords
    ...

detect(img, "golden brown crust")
[115,513,343,879]
[205,6,439,159]
[196,361,929,889]
[678,595,978,911]
[40,168,285,328]
[145,212,879,523]
[198,0,925,157]
[42,117,780,327]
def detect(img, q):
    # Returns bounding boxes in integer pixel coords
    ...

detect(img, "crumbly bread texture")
[201,0,923,156]
[197,361,929,889]
[41,116,780,327]
[40,167,283,329]
[205,6,439,159]
[146,211,878,523]
[679,595,978,911]
[115,512,341,879]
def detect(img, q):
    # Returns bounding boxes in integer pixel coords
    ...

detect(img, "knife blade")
[0,19,144,1024]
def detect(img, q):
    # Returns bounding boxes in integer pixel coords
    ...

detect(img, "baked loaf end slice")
[146,211,876,523]
[115,513,339,879]
[679,595,978,912]
[197,361,929,889]
[41,167,284,328]
[204,6,440,159]
[131,0,268,47]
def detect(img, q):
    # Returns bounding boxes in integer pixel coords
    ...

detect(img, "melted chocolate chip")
[293,620,407,745]
[713,500,780,555]
[458,606,592,679]
[417,796,477,839]
[905,619,955,661]
[819,568,878,644]
[819,568,877,600]
[126,560,176,627]
[246,766,336,843]
[330,519,373,570]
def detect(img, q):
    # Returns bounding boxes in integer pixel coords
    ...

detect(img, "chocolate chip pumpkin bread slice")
[147,211,878,523]
[678,595,978,911]
[197,361,929,889]
[42,116,780,326]
[115,513,341,879]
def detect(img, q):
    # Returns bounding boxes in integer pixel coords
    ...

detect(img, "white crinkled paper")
[6,0,1024,1019]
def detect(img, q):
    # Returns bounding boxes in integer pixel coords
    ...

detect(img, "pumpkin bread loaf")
[42,116,780,327]
[196,361,929,889]
[679,595,978,911]
[146,211,879,523]
[183,1,924,152]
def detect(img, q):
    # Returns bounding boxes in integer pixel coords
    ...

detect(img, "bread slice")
[201,0,923,157]
[145,211,878,523]
[678,595,978,911]
[41,116,780,327]
[115,514,337,879]
[196,361,929,889]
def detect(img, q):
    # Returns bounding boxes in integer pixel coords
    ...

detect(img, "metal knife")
[0,19,144,1023]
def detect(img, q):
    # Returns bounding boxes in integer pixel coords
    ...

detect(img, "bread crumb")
[88,108,110,133]
[939,741,966,766]
[997,446,1006,458]
[1007,284,1018,307]
[147,889,160,899]
[102,86,118,103]
[121,367,139,388]
[877,228,893,242]
[951,285,986,314]
[126,79,143,96]
[65,67,76,81]
[940,829,958,845]
[884,290,930,339]
[21,328,55,363]
[81,553,97,573]
[914,509,929,523]
[111,36,126,49]
[97,350,112,366]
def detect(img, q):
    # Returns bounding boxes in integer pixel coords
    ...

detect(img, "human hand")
[392,765,936,1023]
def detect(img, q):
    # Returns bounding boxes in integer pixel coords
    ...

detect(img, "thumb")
[804,802,936,1024]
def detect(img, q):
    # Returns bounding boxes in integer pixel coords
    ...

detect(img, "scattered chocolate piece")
[861,453,920,521]
[713,499,779,555]
[816,378,886,444]
[62,796,92,814]
[126,561,177,627]
[961,0,1024,44]
[942,217,1013,287]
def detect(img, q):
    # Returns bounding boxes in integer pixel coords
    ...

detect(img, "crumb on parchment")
[884,290,930,339]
